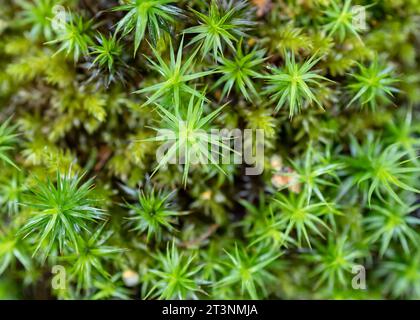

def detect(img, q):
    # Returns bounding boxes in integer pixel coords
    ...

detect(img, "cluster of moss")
[0,0,419,299]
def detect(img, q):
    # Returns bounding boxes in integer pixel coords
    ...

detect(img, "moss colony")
[0,0,419,300]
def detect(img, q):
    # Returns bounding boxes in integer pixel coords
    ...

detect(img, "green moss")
[0,0,419,300]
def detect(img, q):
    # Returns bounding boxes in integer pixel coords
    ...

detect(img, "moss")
[0,0,419,300]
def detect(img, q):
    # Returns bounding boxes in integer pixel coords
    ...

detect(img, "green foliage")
[18,170,105,259]
[136,38,213,107]
[147,242,203,299]
[322,0,366,42]
[348,58,399,110]
[90,33,123,74]
[378,251,420,299]
[113,0,182,55]
[185,0,252,60]
[1,0,420,301]
[63,224,124,291]
[218,245,280,299]
[0,117,19,169]
[264,23,313,55]
[91,274,132,300]
[0,172,25,215]
[364,199,420,256]
[88,33,126,87]
[385,109,420,160]
[264,52,330,118]
[47,11,94,61]
[0,226,31,275]
[342,134,419,206]
[286,145,342,203]
[241,194,295,249]
[125,187,180,241]
[214,40,266,101]
[18,0,61,40]
[273,192,331,247]
[307,236,362,290]
[145,94,230,187]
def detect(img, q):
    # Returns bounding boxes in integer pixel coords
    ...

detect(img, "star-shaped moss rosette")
[0,0,419,300]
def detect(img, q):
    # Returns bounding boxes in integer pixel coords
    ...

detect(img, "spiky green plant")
[136,38,214,107]
[0,226,31,275]
[125,187,180,241]
[0,118,19,169]
[91,274,132,300]
[285,145,343,203]
[88,33,126,87]
[18,170,105,259]
[2,0,420,302]
[184,0,252,60]
[90,33,123,74]
[385,109,420,160]
[218,245,280,299]
[214,41,266,101]
[322,0,367,42]
[342,134,420,206]
[47,11,93,61]
[264,52,330,118]
[248,209,296,249]
[307,235,362,290]
[18,0,61,40]
[145,94,231,187]
[378,251,420,299]
[62,224,124,291]
[113,0,182,55]
[273,191,331,247]
[347,58,399,110]
[147,242,204,299]
[0,172,25,215]
[364,200,420,256]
